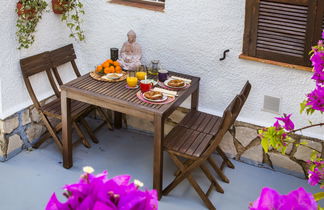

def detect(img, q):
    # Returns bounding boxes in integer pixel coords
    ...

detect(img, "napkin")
[153,87,178,97]
[170,76,192,83]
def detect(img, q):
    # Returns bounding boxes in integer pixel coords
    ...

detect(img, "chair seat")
[179,110,222,135]
[164,125,214,158]
[41,98,91,119]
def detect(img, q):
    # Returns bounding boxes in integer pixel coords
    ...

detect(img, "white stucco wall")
[0,0,322,138]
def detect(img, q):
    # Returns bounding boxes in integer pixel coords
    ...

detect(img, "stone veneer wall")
[0,96,57,161]
[1,101,323,179]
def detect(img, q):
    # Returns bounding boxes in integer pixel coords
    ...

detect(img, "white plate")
[164,79,186,89]
[143,93,168,102]
[104,73,123,80]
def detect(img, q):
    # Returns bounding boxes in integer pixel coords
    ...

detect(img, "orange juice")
[136,72,147,80]
[127,76,138,87]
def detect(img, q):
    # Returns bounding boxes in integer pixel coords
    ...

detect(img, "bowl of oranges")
[91,59,126,82]
[96,59,123,75]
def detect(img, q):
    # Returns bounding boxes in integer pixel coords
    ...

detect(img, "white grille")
[263,95,281,113]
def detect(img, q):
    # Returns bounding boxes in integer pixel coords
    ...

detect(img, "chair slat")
[20,52,51,77]
[192,134,214,157]
[184,132,206,156]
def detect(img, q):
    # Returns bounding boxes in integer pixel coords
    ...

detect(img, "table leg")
[191,85,199,110]
[153,114,164,200]
[61,90,72,169]
[114,111,123,129]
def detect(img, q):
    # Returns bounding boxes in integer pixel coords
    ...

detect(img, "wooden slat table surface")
[60,71,200,200]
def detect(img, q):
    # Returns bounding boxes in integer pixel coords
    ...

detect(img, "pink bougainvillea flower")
[250,187,317,210]
[275,114,294,131]
[280,188,318,210]
[306,86,324,112]
[249,188,280,210]
[46,171,158,210]
[273,120,281,130]
[308,168,321,186]
[310,51,324,84]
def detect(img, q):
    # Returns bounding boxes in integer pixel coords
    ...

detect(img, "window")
[110,0,165,12]
[242,0,324,67]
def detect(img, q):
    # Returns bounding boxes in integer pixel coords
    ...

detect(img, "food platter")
[164,79,186,89]
[90,71,127,82]
[142,92,168,102]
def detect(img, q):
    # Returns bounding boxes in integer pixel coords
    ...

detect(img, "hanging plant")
[16,0,47,49]
[52,0,85,41]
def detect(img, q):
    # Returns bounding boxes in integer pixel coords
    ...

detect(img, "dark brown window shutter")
[314,0,324,43]
[243,0,318,67]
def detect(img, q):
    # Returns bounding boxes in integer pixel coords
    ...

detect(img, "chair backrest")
[49,44,81,86]
[239,80,251,103]
[202,96,241,158]
[230,81,251,125]
[20,52,61,110]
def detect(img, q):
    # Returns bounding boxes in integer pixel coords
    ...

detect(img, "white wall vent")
[263,95,281,114]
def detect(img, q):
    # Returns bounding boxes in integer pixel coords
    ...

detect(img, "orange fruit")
[109,66,115,73]
[115,66,122,73]
[113,61,120,66]
[104,68,110,74]
[96,65,103,72]
[107,59,113,64]
[102,62,109,68]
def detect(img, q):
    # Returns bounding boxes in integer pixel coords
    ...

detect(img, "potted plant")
[52,0,85,41]
[16,0,47,49]
[51,0,69,14]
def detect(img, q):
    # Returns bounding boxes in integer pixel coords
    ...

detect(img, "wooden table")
[60,71,200,199]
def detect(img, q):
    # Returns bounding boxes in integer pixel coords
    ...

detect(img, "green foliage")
[300,100,315,115]
[258,127,294,154]
[58,0,85,41]
[314,192,324,210]
[314,192,324,201]
[16,0,47,49]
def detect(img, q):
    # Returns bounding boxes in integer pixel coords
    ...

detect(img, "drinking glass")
[136,65,147,80]
[158,69,169,82]
[127,70,138,87]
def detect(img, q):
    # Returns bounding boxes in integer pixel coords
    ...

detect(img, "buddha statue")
[118,30,142,70]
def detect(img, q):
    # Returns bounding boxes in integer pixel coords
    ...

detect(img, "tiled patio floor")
[0,124,322,210]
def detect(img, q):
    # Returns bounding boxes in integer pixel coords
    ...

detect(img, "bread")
[167,79,185,87]
[144,91,163,100]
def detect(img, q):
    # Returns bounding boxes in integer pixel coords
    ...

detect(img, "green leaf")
[300,100,307,114]
[313,192,324,201]
[261,138,269,153]
[300,141,308,145]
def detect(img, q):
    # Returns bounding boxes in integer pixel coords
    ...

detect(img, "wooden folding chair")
[49,44,114,134]
[176,81,252,183]
[20,52,93,151]
[163,96,242,210]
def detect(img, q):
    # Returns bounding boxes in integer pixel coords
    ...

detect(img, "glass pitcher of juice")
[127,70,138,87]
[136,65,147,80]
[148,60,160,75]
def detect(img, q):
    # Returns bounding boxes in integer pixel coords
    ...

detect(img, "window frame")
[110,0,165,12]
[242,0,323,68]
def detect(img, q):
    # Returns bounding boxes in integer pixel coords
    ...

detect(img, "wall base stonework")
[0,96,56,161]
[1,101,323,180]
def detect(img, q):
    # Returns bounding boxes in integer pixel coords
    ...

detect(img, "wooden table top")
[61,71,200,118]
